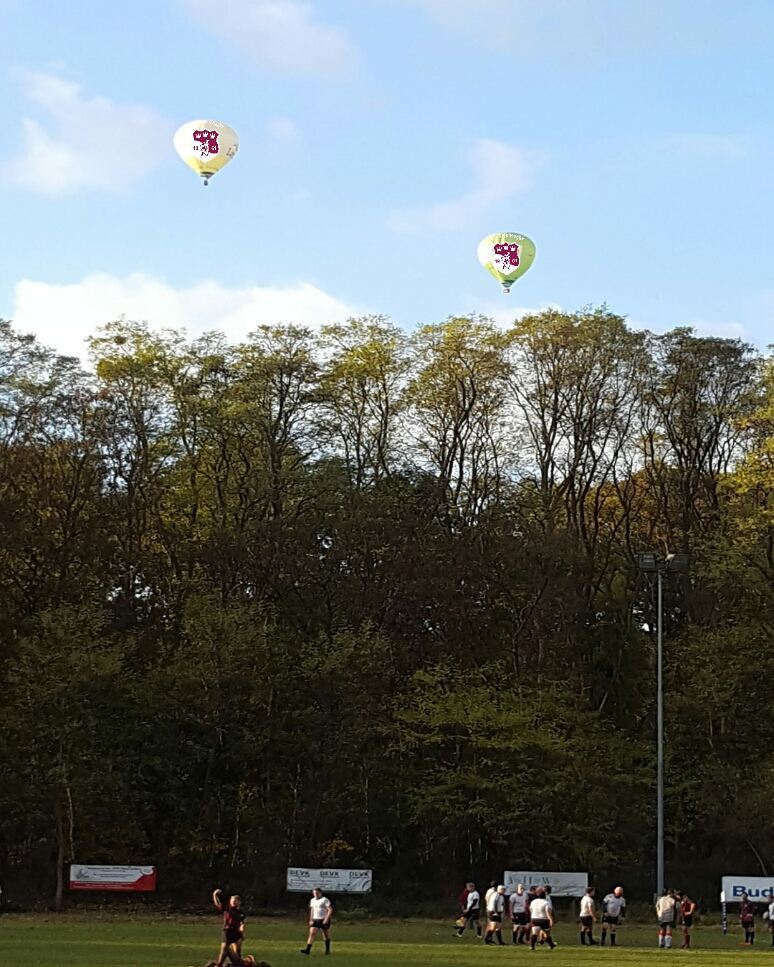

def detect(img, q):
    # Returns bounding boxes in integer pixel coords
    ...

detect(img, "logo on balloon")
[192,129,220,158]
[493,242,520,271]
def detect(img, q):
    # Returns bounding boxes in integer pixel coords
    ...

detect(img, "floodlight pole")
[656,568,664,899]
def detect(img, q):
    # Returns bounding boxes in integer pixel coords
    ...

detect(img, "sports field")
[2,916,773,967]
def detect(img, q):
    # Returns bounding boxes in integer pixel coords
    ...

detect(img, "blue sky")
[2,0,773,358]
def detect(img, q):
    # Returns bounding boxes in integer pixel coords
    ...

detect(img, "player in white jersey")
[601,886,625,946]
[655,889,677,948]
[767,897,774,946]
[455,882,481,938]
[579,886,598,945]
[300,887,332,956]
[529,888,556,950]
[509,884,530,945]
[484,885,507,945]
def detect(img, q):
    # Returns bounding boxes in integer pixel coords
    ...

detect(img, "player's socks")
[531,935,537,950]
[547,936,555,949]
[325,938,331,954]
[601,930,607,945]
[580,931,586,944]
[611,933,617,945]
[665,935,672,948]
[496,932,504,945]
[300,944,311,955]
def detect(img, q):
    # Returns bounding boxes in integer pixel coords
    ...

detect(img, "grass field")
[2,916,774,967]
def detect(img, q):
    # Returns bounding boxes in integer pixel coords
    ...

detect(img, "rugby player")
[579,886,598,945]
[529,887,556,950]
[484,885,506,945]
[600,886,625,946]
[679,892,696,949]
[509,883,530,945]
[655,889,677,948]
[740,892,756,945]
[300,887,333,956]
[212,889,246,967]
[455,881,481,938]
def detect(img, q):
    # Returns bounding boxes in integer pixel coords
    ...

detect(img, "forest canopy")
[0,309,772,908]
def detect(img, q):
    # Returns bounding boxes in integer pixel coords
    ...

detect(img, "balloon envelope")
[477,233,536,292]
[173,120,239,185]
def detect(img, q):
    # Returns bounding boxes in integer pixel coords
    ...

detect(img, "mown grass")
[2,915,773,966]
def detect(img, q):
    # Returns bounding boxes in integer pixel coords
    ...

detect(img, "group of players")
[204,880,774,964]
[208,886,333,966]
[455,881,627,950]
[454,881,703,950]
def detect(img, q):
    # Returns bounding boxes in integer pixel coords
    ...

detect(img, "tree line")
[0,308,772,909]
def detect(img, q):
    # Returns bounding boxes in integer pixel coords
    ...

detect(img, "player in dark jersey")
[212,889,247,966]
[740,893,756,945]
[679,893,696,949]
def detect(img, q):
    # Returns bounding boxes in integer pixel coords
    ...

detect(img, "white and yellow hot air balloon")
[173,120,239,186]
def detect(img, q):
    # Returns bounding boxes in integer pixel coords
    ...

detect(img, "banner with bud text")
[286,868,372,893]
[721,875,774,903]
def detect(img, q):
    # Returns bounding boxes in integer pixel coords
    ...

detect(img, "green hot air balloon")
[477,232,536,293]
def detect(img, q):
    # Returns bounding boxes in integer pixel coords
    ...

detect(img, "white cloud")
[479,302,563,330]
[9,72,170,195]
[11,273,361,360]
[407,0,770,56]
[686,321,748,340]
[408,0,525,48]
[388,138,545,233]
[182,0,358,77]
[665,133,750,161]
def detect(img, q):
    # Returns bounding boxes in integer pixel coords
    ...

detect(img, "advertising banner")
[69,865,157,891]
[503,870,588,897]
[286,868,372,893]
[721,875,774,903]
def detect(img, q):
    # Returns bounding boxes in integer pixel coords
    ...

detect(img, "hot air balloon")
[173,120,239,186]
[477,232,536,293]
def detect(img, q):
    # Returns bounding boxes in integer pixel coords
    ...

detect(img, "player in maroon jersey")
[212,888,247,965]
[740,893,756,945]
[679,892,697,949]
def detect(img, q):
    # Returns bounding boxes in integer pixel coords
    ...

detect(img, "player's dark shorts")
[513,912,529,926]
[580,916,593,928]
[488,913,501,923]
[603,914,620,926]
[531,918,550,931]
[223,930,242,944]
[682,916,693,928]
[659,919,675,929]
[464,908,480,921]
[741,917,754,928]
[312,918,330,930]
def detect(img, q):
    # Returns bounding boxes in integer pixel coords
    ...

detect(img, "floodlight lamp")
[666,552,690,572]
[637,551,659,572]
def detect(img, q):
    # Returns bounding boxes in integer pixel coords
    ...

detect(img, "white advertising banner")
[504,870,588,897]
[286,868,373,894]
[69,865,157,891]
[721,875,774,903]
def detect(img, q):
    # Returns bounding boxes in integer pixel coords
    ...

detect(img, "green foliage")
[0,312,771,905]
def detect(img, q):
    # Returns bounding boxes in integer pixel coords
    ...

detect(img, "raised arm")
[212,888,224,911]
